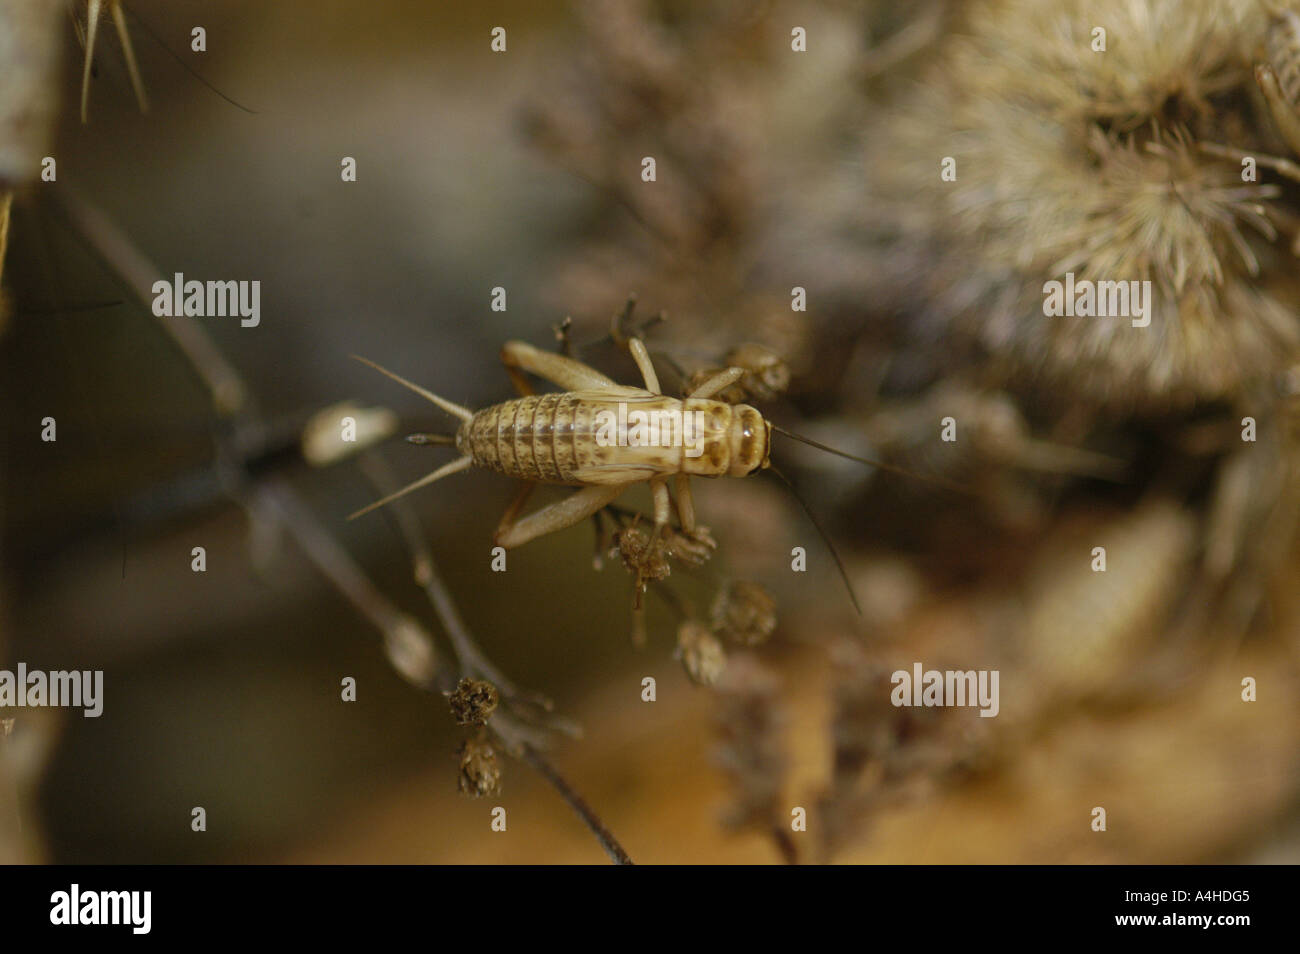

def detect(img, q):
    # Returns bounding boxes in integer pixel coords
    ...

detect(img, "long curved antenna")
[765,464,862,617]
[123,4,257,113]
[770,423,976,496]
[350,355,474,423]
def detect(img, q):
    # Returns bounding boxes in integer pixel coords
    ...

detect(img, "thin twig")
[48,189,250,416]
[516,742,634,865]
[55,188,630,865]
[359,452,632,862]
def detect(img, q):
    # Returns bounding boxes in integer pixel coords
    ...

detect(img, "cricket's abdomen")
[456,389,734,485]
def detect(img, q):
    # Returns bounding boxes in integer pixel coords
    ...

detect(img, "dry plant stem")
[360,453,630,862]
[358,453,523,697]
[0,190,12,284]
[57,183,629,864]
[516,741,634,865]
[358,453,580,737]
[255,476,437,687]
[48,189,249,416]
[50,189,435,677]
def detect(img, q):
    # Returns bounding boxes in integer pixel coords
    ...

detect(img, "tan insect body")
[351,338,769,552]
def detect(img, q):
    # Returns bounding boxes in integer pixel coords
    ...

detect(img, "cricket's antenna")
[765,464,862,617]
[769,423,975,496]
[123,4,257,113]
[351,355,475,423]
[349,455,472,520]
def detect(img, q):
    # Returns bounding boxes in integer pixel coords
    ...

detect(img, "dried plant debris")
[458,736,503,799]
[710,580,778,646]
[817,640,993,862]
[448,678,500,728]
[0,0,62,187]
[677,620,728,686]
[865,0,1300,413]
[713,654,794,861]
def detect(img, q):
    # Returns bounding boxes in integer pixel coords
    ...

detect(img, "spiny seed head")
[448,678,499,726]
[677,621,727,686]
[457,737,501,798]
[711,580,777,646]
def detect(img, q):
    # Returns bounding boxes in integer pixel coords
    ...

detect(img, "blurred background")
[1,0,1298,863]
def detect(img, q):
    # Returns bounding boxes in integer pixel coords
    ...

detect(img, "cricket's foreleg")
[671,473,716,560]
[628,338,662,394]
[501,340,616,392]
[674,473,696,533]
[495,483,630,549]
[649,477,671,546]
[688,367,745,400]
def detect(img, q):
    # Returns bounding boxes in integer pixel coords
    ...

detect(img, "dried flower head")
[457,736,502,798]
[710,580,777,646]
[864,0,1300,412]
[676,620,727,687]
[686,343,791,404]
[613,525,671,583]
[448,678,500,727]
[723,343,791,402]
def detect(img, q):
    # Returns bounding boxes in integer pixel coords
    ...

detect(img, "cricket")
[347,304,909,617]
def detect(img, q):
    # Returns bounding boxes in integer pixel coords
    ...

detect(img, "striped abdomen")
[454,387,770,485]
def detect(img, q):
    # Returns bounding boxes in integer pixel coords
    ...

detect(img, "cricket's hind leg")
[500,340,616,394]
[495,483,631,549]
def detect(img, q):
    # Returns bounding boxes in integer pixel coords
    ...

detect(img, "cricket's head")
[728,404,772,476]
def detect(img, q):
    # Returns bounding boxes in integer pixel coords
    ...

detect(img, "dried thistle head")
[677,620,727,686]
[457,737,502,798]
[710,580,778,646]
[448,678,499,727]
[866,0,1300,412]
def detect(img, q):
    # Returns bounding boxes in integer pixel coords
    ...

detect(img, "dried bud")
[723,343,790,401]
[613,525,671,583]
[301,401,398,466]
[448,678,499,726]
[383,615,439,688]
[711,581,777,646]
[457,737,502,798]
[677,621,727,686]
